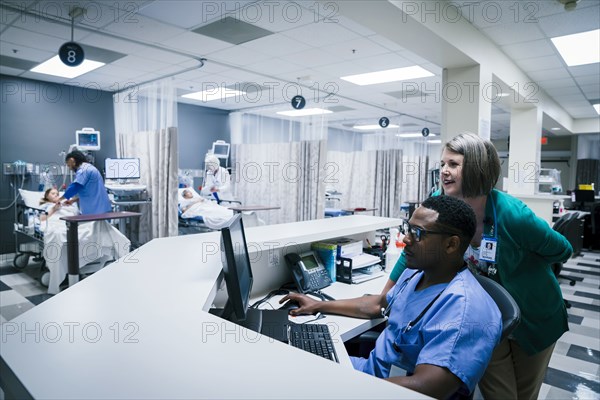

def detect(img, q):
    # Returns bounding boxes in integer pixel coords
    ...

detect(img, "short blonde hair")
[443,133,500,197]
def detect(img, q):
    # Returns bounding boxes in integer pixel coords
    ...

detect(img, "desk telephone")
[284,252,332,293]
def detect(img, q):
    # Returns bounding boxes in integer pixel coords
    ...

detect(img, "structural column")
[507,106,542,195]
[441,65,492,143]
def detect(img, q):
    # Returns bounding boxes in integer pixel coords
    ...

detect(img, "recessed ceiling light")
[395,133,437,138]
[182,88,246,102]
[276,108,333,117]
[551,29,600,67]
[353,124,400,130]
[427,140,442,144]
[551,127,561,131]
[594,104,600,114]
[341,66,434,86]
[30,55,104,79]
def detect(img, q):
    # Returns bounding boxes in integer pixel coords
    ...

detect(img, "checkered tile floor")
[1,251,598,399]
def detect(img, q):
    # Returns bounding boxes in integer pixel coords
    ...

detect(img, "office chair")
[472,274,521,341]
[552,213,580,287]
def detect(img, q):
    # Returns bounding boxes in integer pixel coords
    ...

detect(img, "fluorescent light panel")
[341,66,434,86]
[396,133,437,138]
[594,104,600,114]
[30,55,104,79]
[551,29,600,67]
[276,108,333,117]
[427,140,442,144]
[354,124,400,130]
[182,88,246,102]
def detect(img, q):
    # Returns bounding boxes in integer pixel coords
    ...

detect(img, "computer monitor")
[76,128,101,151]
[220,213,253,321]
[574,189,595,203]
[211,141,230,159]
[105,158,141,180]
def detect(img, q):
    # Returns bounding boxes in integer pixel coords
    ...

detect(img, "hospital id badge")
[479,237,497,263]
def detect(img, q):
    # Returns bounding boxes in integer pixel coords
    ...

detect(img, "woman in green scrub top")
[390,133,572,400]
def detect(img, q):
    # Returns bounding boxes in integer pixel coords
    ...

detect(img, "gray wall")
[178,102,230,170]
[0,75,230,254]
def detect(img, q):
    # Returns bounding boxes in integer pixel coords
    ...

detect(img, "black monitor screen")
[105,158,141,179]
[220,214,252,321]
[574,189,595,203]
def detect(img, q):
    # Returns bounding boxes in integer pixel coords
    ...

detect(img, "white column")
[507,106,542,195]
[441,65,492,144]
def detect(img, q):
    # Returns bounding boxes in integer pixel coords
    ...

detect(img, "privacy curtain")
[113,80,178,241]
[230,112,327,224]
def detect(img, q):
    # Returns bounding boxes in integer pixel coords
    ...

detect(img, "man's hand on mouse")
[279,293,320,316]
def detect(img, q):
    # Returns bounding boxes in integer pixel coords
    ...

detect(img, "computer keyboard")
[288,323,339,363]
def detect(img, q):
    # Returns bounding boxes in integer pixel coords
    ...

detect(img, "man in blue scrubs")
[281,196,502,398]
[59,150,112,215]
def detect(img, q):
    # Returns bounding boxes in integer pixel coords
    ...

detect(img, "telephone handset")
[284,251,332,293]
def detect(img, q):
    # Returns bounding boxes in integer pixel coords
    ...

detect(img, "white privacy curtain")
[327,132,431,219]
[230,112,326,224]
[113,80,178,241]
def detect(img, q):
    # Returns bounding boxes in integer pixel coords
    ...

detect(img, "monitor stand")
[209,301,290,343]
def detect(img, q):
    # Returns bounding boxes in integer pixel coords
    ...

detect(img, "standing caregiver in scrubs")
[58,150,112,215]
[391,133,573,399]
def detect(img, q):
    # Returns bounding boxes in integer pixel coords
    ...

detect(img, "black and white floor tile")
[1,251,599,399]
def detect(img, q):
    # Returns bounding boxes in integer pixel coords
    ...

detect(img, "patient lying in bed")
[179,188,234,229]
[36,188,130,294]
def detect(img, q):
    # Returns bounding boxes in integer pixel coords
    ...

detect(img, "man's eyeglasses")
[401,221,458,242]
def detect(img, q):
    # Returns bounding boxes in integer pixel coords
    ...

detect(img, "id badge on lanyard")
[479,198,498,276]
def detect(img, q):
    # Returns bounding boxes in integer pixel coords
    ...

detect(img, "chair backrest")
[473,274,521,342]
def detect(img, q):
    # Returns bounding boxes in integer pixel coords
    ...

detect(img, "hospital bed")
[177,187,239,233]
[178,188,268,233]
[14,189,131,294]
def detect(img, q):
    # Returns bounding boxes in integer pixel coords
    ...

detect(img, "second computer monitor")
[105,158,141,180]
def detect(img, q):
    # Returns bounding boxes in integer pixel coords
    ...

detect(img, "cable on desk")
[249,288,289,309]
[300,313,326,324]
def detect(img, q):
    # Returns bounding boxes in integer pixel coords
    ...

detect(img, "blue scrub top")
[70,163,112,215]
[351,268,501,393]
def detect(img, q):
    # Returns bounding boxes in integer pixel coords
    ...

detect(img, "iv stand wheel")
[13,253,30,270]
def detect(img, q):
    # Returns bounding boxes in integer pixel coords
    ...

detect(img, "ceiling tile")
[208,44,271,67]
[335,16,376,37]
[80,33,148,54]
[132,47,193,64]
[537,4,600,37]
[320,37,390,61]
[0,42,54,62]
[137,0,245,29]
[502,39,556,60]
[240,33,311,57]
[482,23,545,46]
[103,14,185,43]
[544,86,584,97]
[536,78,576,89]
[569,64,600,78]
[368,35,406,52]
[1,26,65,51]
[282,21,360,47]
[312,61,375,78]
[354,53,415,72]
[111,55,172,72]
[574,74,600,86]
[158,32,232,56]
[232,2,317,33]
[0,65,25,76]
[582,84,600,99]
[527,68,572,82]
[284,48,342,68]
[246,57,306,76]
[514,55,565,72]
[10,17,72,40]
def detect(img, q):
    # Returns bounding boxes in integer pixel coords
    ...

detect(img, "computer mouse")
[280,300,300,311]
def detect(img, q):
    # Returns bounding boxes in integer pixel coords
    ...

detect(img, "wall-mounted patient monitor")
[76,127,101,151]
[211,140,230,159]
[105,158,140,180]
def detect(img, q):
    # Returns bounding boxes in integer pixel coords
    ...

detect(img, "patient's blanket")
[40,204,130,294]
[181,200,234,229]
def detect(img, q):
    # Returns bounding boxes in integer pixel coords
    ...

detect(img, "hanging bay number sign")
[379,117,390,128]
[291,95,306,110]
[59,42,85,67]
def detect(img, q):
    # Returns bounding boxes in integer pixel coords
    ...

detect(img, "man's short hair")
[421,196,476,250]
[65,150,87,166]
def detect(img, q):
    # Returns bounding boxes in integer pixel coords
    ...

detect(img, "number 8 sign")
[59,42,85,67]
